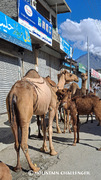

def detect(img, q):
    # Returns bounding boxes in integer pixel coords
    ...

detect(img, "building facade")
[0,0,72,114]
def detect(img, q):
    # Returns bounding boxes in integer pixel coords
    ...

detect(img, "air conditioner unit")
[32,0,37,10]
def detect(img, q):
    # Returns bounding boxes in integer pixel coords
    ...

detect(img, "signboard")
[62,61,75,68]
[25,0,30,4]
[60,36,72,57]
[0,11,32,51]
[18,0,52,46]
[91,68,101,80]
[79,63,86,73]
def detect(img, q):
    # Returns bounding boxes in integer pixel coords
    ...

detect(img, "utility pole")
[87,37,90,91]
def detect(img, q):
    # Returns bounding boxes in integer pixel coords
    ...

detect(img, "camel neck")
[82,80,86,89]
[57,74,65,89]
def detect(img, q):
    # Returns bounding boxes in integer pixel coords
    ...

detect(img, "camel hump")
[46,76,56,87]
[23,77,44,84]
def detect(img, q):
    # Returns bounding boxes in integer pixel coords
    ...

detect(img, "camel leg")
[63,109,66,133]
[72,113,77,146]
[37,115,43,138]
[49,108,57,156]
[66,110,71,133]
[40,115,48,152]
[77,114,80,143]
[11,122,21,172]
[86,114,89,123]
[21,123,40,172]
[59,107,64,122]
[56,108,61,133]
[91,113,93,123]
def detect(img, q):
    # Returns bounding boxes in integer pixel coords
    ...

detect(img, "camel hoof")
[57,128,62,134]
[40,146,48,152]
[97,148,101,151]
[37,133,43,139]
[57,130,62,134]
[69,130,72,133]
[32,166,40,172]
[13,166,22,172]
[50,150,58,156]
[72,143,76,146]
[62,131,65,133]
[57,127,62,134]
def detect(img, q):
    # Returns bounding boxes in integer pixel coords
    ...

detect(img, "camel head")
[60,90,72,110]
[63,70,79,84]
[57,70,79,84]
[81,72,88,81]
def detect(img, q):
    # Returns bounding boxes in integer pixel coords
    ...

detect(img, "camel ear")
[63,70,67,74]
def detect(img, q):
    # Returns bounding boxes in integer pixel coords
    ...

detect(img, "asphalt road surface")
[0,115,101,180]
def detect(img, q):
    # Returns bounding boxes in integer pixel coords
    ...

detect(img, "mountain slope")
[76,53,101,70]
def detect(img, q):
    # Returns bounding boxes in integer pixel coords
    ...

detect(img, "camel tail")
[6,93,17,126]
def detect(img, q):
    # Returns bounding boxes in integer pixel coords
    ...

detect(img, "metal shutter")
[0,52,20,114]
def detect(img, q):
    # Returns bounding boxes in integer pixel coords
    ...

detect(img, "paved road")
[0,115,101,180]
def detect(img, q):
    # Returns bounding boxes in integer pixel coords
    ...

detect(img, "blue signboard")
[62,61,75,68]
[0,11,32,51]
[18,0,52,46]
[60,36,72,57]
[25,0,30,4]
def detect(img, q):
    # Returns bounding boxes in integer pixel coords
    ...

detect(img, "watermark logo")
[28,170,90,177]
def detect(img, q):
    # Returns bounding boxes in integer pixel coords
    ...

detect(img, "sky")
[57,0,101,60]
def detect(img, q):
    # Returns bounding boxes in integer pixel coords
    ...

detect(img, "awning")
[45,0,71,14]
[0,11,32,51]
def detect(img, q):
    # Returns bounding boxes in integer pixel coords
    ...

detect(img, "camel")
[0,162,12,180]
[6,69,54,172]
[37,71,79,135]
[29,71,79,138]
[36,75,57,138]
[64,72,88,132]
[6,69,78,172]
[73,72,88,97]
[57,88,73,133]
[60,92,101,149]
[86,88,97,123]
[54,70,79,133]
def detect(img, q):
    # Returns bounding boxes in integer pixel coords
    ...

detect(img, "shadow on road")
[0,127,14,144]
[80,120,101,136]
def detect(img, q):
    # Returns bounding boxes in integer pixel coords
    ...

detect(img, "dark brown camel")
[57,88,72,133]
[60,93,101,149]
[0,162,12,180]
[86,88,97,123]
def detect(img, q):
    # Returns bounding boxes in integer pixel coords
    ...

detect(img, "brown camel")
[6,69,78,172]
[69,82,80,96]
[60,93,101,149]
[57,88,72,133]
[0,162,12,180]
[86,88,97,123]
[38,71,79,135]
[57,82,80,133]
[36,75,57,138]
[73,72,88,96]
[55,70,79,133]
[29,70,79,138]
[6,69,55,172]
[64,72,88,132]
